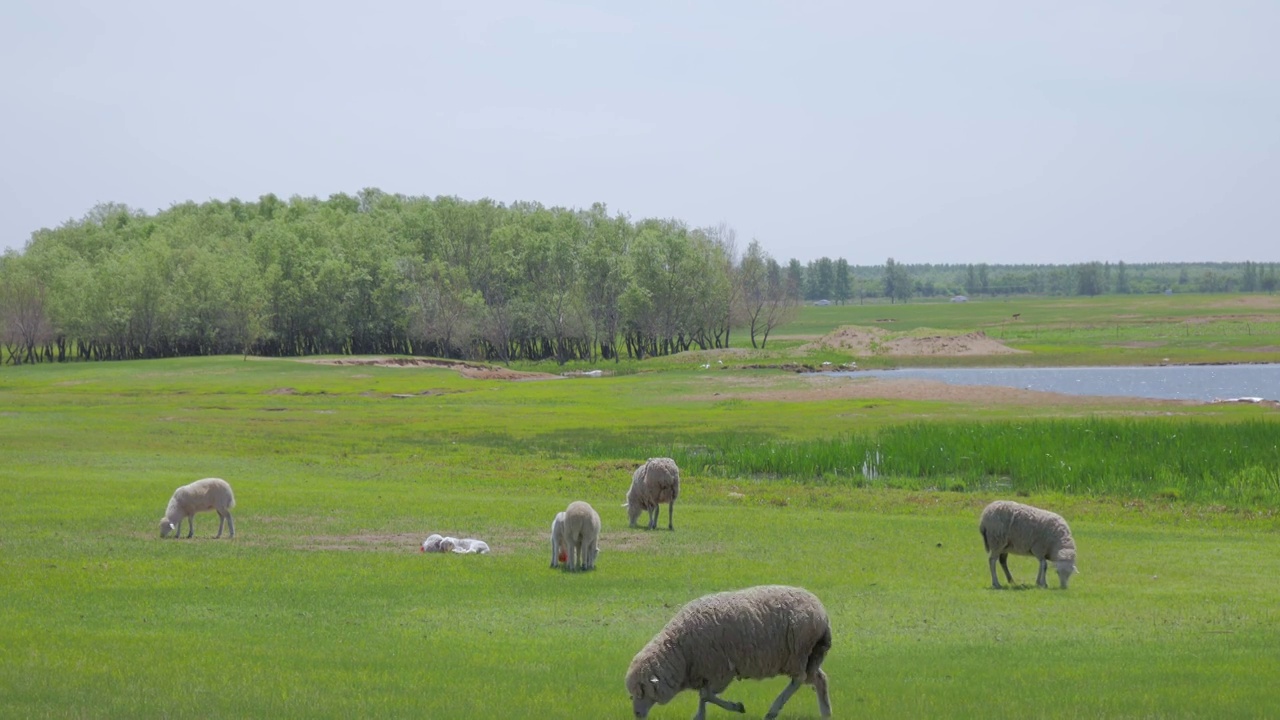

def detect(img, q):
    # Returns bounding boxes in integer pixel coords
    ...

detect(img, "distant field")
[2,352,1278,718]
[753,293,1280,367]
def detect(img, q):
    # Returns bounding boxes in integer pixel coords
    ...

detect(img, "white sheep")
[979,500,1078,589]
[562,500,600,571]
[420,534,490,554]
[625,457,680,531]
[550,511,568,568]
[159,477,235,539]
[626,585,832,720]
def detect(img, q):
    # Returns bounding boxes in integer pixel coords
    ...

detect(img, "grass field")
[3,295,1280,718]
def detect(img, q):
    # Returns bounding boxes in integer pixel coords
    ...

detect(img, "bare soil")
[304,357,560,381]
[800,326,1026,356]
[1207,295,1280,309]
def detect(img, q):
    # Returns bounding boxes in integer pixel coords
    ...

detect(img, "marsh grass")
[522,419,1280,506]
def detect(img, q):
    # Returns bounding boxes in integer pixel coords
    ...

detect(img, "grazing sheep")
[159,477,235,539]
[420,534,490,554]
[979,500,1078,589]
[563,501,600,571]
[625,457,680,531]
[626,585,832,720]
[550,511,568,568]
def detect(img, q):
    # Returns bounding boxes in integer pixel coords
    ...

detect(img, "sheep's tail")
[226,485,236,509]
[806,624,833,682]
[980,526,989,552]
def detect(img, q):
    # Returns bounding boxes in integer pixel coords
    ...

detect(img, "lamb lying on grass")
[625,457,680,530]
[420,534,490,554]
[626,585,832,720]
[979,500,1077,589]
[159,477,235,539]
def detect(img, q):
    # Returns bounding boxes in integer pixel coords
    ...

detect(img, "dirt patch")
[801,326,1025,356]
[1109,341,1167,348]
[1181,314,1277,324]
[691,375,1194,407]
[1208,296,1280,309]
[289,525,657,556]
[264,387,297,395]
[305,356,560,381]
[293,532,426,553]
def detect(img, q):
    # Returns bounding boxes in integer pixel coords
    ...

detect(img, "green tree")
[833,258,851,304]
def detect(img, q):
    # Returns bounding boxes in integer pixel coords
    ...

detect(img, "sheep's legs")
[811,669,832,717]
[184,516,194,539]
[697,688,745,719]
[648,508,658,530]
[667,500,675,531]
[765,678,803,719]
[988,556,1002,589]
[999,553,1013,584]
[1036,559,1048,588]
[214,511,235,539]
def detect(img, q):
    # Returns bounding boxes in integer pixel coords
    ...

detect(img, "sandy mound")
[305,357,559,380]
[803,326,1026,356]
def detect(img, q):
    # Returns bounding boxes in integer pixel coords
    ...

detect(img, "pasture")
[2,300,1280,717]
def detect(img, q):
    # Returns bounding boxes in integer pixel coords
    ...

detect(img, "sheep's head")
[1054,548,1078,588]
[159,519,176,538]
[625,653,677,717]
[626,672,660,718]
[625,500,642,527]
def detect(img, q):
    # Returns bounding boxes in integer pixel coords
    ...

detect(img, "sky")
[2,0,1277,265]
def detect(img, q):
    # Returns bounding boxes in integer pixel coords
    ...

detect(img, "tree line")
[844,260,1278,301]
[0,191,807,365]
[3,190,1274,366]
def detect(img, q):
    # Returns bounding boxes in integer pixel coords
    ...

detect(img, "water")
[835,364,1280,402]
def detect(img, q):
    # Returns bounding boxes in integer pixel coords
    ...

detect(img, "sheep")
[420,534,490,554]
[625,457,680,531]
[159,477,235,539]
[550,511,568,568]
[979,500,1078,589]
[626,585,832,720]
[562,500,600,571]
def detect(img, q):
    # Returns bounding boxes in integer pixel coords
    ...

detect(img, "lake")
[835,363,1280,402]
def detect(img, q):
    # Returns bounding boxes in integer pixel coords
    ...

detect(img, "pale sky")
[2,1,1277,264]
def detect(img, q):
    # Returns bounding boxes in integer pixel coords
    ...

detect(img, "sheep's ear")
[649,676,659,685]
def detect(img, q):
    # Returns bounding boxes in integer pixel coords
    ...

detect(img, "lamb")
[979,500,1078,589]
[626,585,832,720]
[562,500,600,571]
[159,477,235,539]
[625,457,680,531]
[420,534,490,554]
[550,511,568,568]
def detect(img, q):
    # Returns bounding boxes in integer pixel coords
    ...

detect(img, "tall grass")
[529,418,1280,506]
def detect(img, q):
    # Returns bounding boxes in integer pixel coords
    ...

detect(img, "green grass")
[2,353,1280,718]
